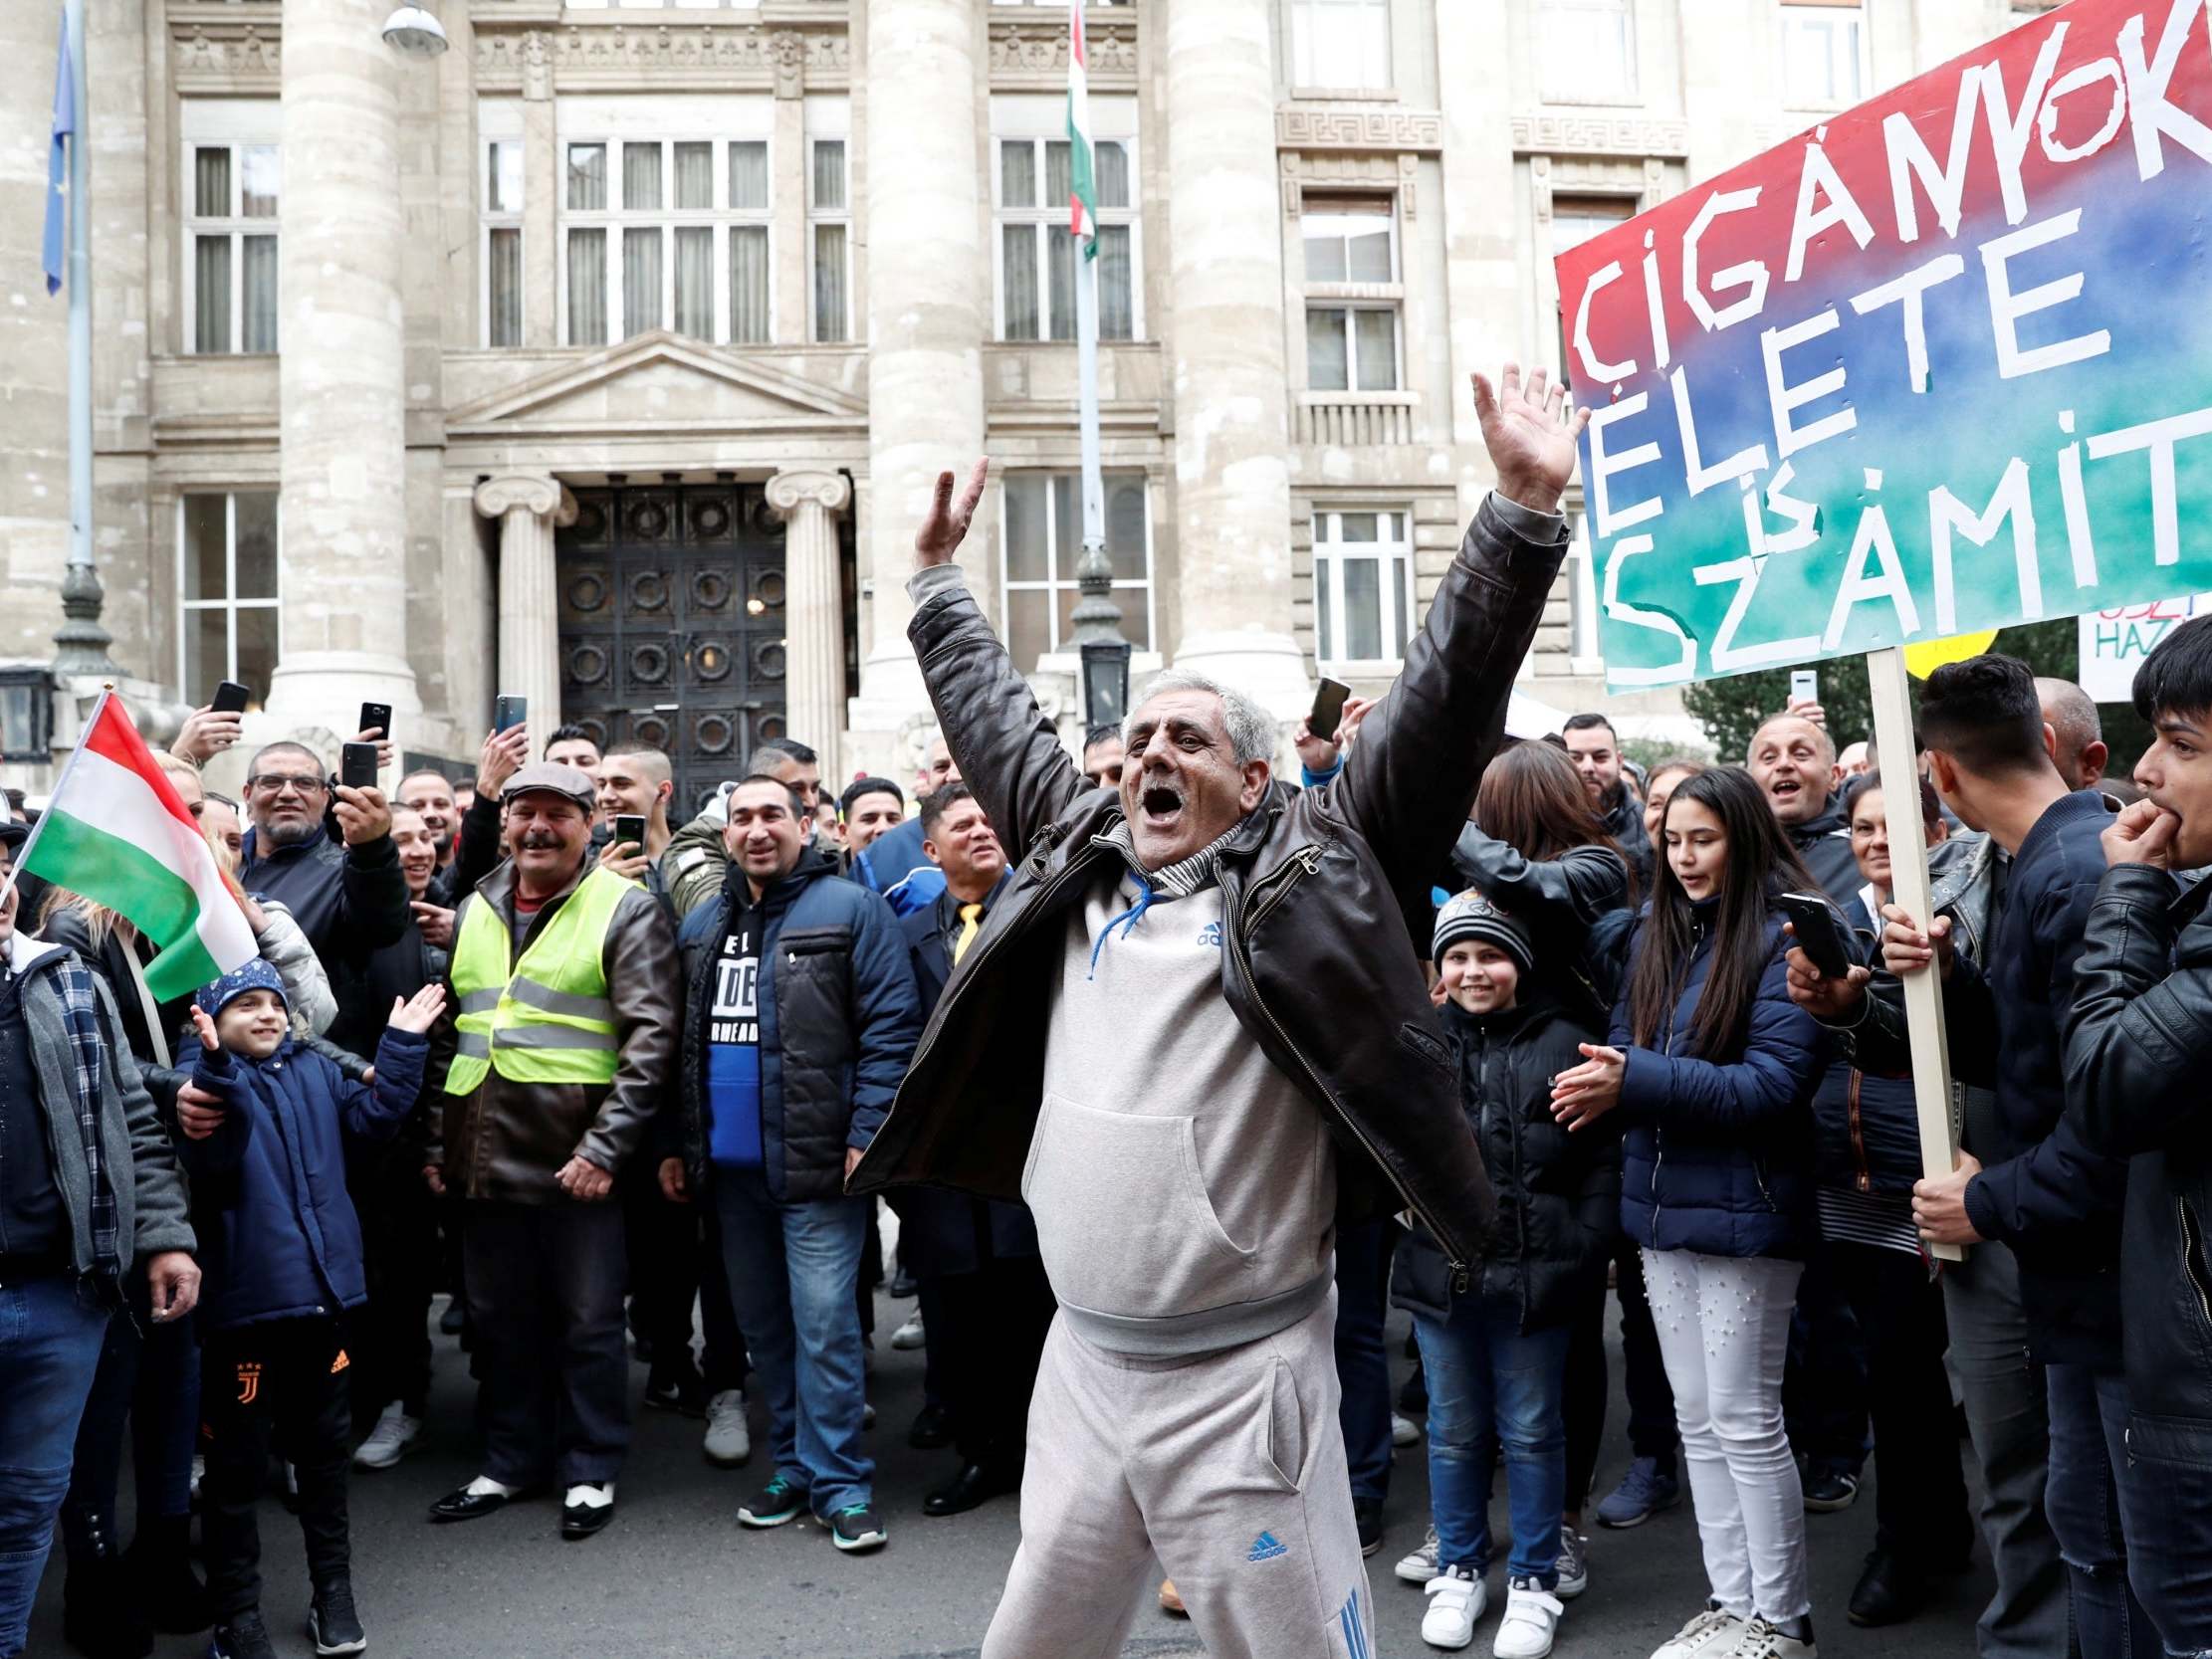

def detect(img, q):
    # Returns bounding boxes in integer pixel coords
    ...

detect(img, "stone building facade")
[0,0,2056,806]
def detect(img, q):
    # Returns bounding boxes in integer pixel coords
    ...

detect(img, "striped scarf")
[47,955,121,1281]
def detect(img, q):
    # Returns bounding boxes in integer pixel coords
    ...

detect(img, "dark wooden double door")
[555,481,787,818]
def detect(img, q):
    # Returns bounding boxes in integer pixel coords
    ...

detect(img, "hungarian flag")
[19,693,257,999]
[1066,5,1097,261]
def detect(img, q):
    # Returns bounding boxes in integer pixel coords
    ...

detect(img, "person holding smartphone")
[1549,766,1830,1659]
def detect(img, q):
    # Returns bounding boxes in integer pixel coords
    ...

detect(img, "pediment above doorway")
[446,332,867,437]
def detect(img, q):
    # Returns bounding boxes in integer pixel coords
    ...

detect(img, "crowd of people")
[1,363,2208,1659]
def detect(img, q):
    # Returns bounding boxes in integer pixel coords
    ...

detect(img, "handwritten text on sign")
[1556,0,2212,693]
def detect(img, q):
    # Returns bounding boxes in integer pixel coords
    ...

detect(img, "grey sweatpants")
[983,1297,1375,1659]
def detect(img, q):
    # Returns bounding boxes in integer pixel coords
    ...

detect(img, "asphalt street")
[31,1280,1997,1659]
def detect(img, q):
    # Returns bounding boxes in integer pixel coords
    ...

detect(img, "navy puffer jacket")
[1612,904,1828,1260]
[1809,895,1922,1197]
[177,1028,428,1330]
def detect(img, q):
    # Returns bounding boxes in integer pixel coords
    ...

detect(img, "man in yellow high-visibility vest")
[418,762,678,1543]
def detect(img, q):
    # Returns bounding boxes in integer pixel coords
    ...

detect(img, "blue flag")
[43,9,75,298]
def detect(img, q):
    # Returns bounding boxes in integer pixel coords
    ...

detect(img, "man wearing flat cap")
[420,762,679,1541]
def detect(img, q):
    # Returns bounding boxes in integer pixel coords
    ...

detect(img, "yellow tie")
[953,903,984,964]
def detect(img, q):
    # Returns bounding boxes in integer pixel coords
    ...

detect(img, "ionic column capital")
[473,473,565,522]
[766,469,852,520]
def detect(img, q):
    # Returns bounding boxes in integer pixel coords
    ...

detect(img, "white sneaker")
[703,1389,751,1467]
[190,1453,205,1505]
[1652,1607,1747,1659]
[1422,1566,1486,1650]
[1723,1615,1817,1658]
[891,1312,926,1350]
[351,1402,422,1471]
[1554,1526,1588,1599]
[1492,1577,1562,1659]
[1396,1523,1442,1583]
[1392,1412,1423,1447]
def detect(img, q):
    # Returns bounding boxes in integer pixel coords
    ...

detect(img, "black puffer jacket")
[2064,866,2212,1427]
[1449,827,1631,1030]
[1392,994,1618,1333]
[1599,785,1654,894]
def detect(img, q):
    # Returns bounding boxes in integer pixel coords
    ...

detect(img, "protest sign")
[2079,594,2212,699]
[1554,0,2212,695]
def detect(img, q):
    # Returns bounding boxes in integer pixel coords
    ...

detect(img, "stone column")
[767,470,852,776]
[522,33,558,350]
[264,0,421,731]
[851,0,987,771]
[473,475,568,746]
[1163,0,1308,721]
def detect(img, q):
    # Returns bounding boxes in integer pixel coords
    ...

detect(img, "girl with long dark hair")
[1547,766,1830,1659]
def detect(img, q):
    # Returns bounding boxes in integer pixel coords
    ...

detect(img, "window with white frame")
[1780,0,1863,107]
[484,140,524,348]
[1288,0,1391,89]
[1549,194,1635,376]
[1312,509,1414,671]
[810,138,850,343]
[179,493,281,697]
[998,472,1154,669]
[1303,199,1400,392]
[1540,0,1636,103]
[995,137,1136,342]
[559,136,771,347]
[185,140,280,354]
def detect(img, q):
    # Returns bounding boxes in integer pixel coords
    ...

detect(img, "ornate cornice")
[474,22,848,94]
[172,22,281,95]
[1509,112,1689,158]
[1274,106,1442,154]
[989,15,1136,91]
[765,469,852,519]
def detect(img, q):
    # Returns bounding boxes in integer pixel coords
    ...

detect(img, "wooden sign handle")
[1864,646,1965,1265]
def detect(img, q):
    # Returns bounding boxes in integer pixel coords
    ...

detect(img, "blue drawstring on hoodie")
[1086,872,1156,980]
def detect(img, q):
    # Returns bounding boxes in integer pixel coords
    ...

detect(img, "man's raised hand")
[916,457,991,568]
[1472,364,1588,517]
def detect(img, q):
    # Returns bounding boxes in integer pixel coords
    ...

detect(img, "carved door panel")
[557,482,787,817]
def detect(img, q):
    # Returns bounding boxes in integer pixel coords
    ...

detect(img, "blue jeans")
[1333,1221,1394,1506]
[713,1166,872,1515]
[2046,1363,2160,1659]
[1414,1293,1570,1587]
[2116,1411,2212,1658]
[0,1275,111,1659]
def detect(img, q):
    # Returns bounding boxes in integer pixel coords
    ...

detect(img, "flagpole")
[54,0,116,680]
[0,685,111,917]
[1075,237,1105,558]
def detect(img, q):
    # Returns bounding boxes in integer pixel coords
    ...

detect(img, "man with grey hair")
[2034,677,2108,793]
[851,364,1584,1659]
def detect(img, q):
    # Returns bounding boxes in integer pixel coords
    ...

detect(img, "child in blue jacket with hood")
[176,958,443,1659]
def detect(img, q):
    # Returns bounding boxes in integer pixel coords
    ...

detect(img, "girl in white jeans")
[1550,765,1831,1659]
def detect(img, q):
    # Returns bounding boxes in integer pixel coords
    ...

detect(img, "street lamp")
[381,4,449,58]
[1068,531,1132,729]
[0,667,55,763]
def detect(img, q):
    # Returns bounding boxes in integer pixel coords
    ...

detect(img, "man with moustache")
[422,764,678,1541]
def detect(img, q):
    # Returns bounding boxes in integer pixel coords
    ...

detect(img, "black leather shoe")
[428,1482,535,1524]
[1848,1549,1934,1626]
[1353,1497,1385,1557]
[560,1492,615,1540]
[889,1269,918,1299]
[924,1462,1019,1518]
[907,1403,952,1450]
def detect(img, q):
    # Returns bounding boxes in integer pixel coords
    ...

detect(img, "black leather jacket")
[2064,865,2212,1424]
[847,496,1569,1281]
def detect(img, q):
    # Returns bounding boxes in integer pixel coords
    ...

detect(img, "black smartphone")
[338,741,379,791]
[613,813,646,852]
[1310,677,1352,739]
[211,680,251,715]
[358,701,392,741]
[493,694,527,733]
[1778,891,1854,980]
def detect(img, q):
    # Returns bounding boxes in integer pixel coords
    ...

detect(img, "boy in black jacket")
[177,960,442,1659]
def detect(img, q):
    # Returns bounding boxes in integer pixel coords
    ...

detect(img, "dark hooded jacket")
[1788,799,1861,905]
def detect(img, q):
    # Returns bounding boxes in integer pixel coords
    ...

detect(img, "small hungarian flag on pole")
[13,692,257,999]
[1066,4,1097,261]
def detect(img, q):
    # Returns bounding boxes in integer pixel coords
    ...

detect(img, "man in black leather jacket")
[2063,617,2212,1659]
[850,365,1581,1659]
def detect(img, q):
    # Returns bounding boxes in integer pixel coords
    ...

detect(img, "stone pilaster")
[264,0,422,732]
[474,475,568,751]
[767,469,852,777]
[850,0,988,778]
[1162,0,1308,723]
